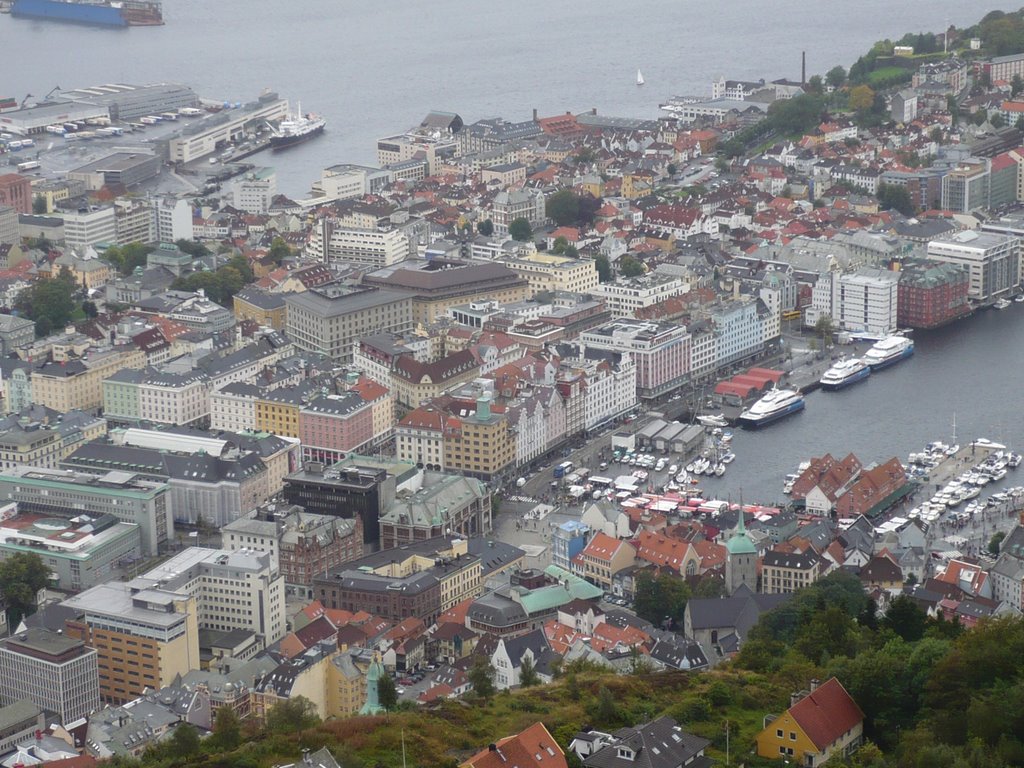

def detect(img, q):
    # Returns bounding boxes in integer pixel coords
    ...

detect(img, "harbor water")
[0,0,988,196]
[694,306,1024,504]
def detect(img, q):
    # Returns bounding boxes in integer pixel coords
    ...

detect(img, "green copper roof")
[726,510,757,555]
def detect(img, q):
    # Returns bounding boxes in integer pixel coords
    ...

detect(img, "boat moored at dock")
[820,357,871,391]
[738,388,805,429]
[864,335,914,371]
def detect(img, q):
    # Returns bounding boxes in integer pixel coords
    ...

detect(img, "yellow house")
[756,678,865,767]
[621,171,655,199]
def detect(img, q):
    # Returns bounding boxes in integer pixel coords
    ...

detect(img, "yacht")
[738,388,805,429]
[864,336,915,371]
[995,298,1012,310]
[820,357,871,391]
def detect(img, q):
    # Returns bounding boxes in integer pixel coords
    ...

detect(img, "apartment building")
[32,346,146,413]
[103,367,212,427]
[62,583,199,705]
[233,168,277,214]
[395,405,446,471]
[592,274,690,318]
[761,551,824,595]
[233,288,288,331]
[0,411,106,472]
[210,382,262,433]
[0,628,100,724]
[579,319,691,399]
[60,207,118,250]
[317,222,410,268]
[573,532,636,590]
[490,189,547,234]
[299,393,375,465]
[0,174,32,215]
[0,465,171,556]
[502,252,600,295]
[285,285,414,363]
[831,268,900,335]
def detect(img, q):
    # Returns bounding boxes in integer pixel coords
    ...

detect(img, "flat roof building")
[0,628,100,724]
[68,152,162,191]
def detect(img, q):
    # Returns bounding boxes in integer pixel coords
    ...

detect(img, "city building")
[0,175,32,215]
[0,466,171,556]
[299,393,375,465]
[316,223,410,268]
[285,285,414,363]
[154,197,193,243]
[462,723,568,768]
[573,532,636,590]
[831,268,900,335]
[927,230,1021,303]
[62,583,199,705]
[378,472,491,549]
[579,320,691,400]
[0,628,100,724]
[313,537,482,624]
[761,551,824,595]
[897,259,971,329]
[31,346,146,413]
[362,259,530,324]
[221,503,363,597]
[502,252,600,295]
[126,546,284,646]
[592,273,690,319]
[233,288,288,331]
[442,395,515,481]
[68,152,162,192]
[0,510,141,592]
[490,189,547,234]
[232,168,277,214]
[0,700,44,755]
[940,161,990,213]
[167,93,288,163]
[551,521,592,572]
[60,207,118,250]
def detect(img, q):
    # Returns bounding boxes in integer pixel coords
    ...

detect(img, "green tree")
[0,552,50,627]
[15,269,78,337]
[989,531,1006,555]
[618,254,645,278]
[1014,74,1024,96]
[209,705,242,751]
[508,218,532,242]
[468,657,495,700]
[991,112,1006,128]
[169,723,200,757]
[32,195,46,214]
[550,236,570,254]
[882,595,928,641]
[814,315,835,346]
[826,65,847,89]
[175,239,212,258]
[634,571,691,627]
[478,219,494,236]
[268,237,292,265]
[849,84,876,112]
[265,696,320,733]
[666,163,678,176]
[807,75,824,95]
[378,673,399,713]
[594,254,611,282]
[546,190,581,226]
[877,183,915,216]
[519,655,539,687]
[947,95,960,123]
[593,685,619,726]
[82,300,98,318]
[972,109,988,126]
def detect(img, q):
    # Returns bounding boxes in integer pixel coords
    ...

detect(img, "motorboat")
[738,388,805,429]
[819,357,871,391]
[697,414,728,428]
[864,335,915,371]
[995,298,1012,310]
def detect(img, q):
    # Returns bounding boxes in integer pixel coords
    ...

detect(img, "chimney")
[532,109,538,122]
[810,678,820,691]
[489,744,498,752]
[801,51,806,85]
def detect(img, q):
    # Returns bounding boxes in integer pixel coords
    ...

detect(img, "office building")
[62,583,199,705]
[579,320,691,400]
[167,94,288,163]
[896,259,971,329]
[591,274,690,319]
[68,152,162,192]
[126,547,286,647]
[0,628,100,724]
[941,161,990,213]
[502,252,600,295]
[0,175,32,215]
[378,472,491,549]
[831,268,900,335]
[285,285,413,363]
[927,230,1021,303]
[0,205,18,246]
[317,223,410,268]
[233,168,277,214]
[0,466,171,556]
[60,207,118,249]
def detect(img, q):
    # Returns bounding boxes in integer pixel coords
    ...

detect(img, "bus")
[782,309,802,321]
[17,160,40,172]
[553,460,574,479]
[589,476,614,489]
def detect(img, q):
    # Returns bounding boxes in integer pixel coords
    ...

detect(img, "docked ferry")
[738,388,805,429]
[820,357,871,391]
[864,335,915,371]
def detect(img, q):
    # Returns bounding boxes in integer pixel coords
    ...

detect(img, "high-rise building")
[927,230,1021,303]
[0,628,100,723]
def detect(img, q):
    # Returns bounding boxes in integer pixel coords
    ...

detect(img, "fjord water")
[1,0,988,195]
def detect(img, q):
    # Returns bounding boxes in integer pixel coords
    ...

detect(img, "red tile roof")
[461,722,568,768]
[788,678,864,751]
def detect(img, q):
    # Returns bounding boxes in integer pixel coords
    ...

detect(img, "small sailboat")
[637,69,645,86]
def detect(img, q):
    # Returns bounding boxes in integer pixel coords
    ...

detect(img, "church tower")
[725,509,758,595]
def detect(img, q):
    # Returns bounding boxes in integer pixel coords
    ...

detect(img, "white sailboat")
[637,69,645,86]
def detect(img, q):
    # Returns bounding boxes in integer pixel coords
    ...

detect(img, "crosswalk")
[503,494,538,504]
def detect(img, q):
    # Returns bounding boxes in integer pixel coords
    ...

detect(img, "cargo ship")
[10,0,163,26]
[269,103,326,151]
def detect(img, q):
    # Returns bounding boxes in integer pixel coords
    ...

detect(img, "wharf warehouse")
[167,93,288,163]
[0,83,200,135]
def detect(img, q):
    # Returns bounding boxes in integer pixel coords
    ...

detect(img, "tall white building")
[927,230,1021,303]
[155,197,193,242]
[233,168,277,214]
[61,206,117,249]
[128,547,286,647]
[831,268,900,335]
[316,222,410,267]
[592,273,690,319]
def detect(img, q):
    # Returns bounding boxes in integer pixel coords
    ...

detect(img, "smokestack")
[801,51,806,85]
[532,108,538,122]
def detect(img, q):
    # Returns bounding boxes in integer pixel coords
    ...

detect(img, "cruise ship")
[820,358,871,391]
[864,336,915,371]
[269,103,326,151]
[737,388,805,429]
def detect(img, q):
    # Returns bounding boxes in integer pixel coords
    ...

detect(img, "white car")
[669,464,678,475]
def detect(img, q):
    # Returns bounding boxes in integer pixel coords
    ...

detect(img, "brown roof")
[791,453,862,502]
[788,678,864,751]
[393,349,478,383]
[461,722,568,768]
